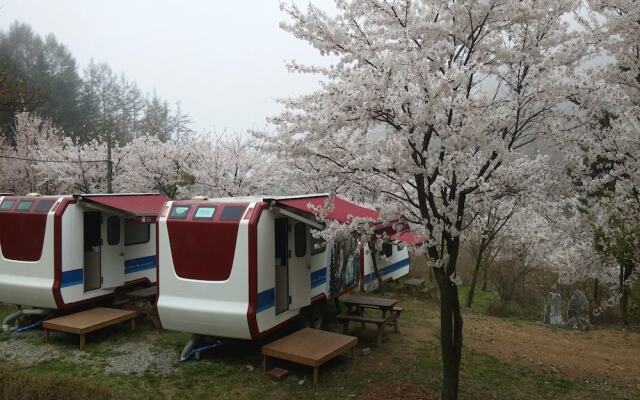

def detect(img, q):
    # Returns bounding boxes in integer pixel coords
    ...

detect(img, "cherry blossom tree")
[188,133,286,198]
[0,112,64,194]
[561,0,640,326]
[118,135,198,198]
[268,1,582,397]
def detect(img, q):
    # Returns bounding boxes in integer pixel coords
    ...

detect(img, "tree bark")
[466,240,486,308]
[368,241,384,290]
[434,265,463,400]
[481,265,488,291]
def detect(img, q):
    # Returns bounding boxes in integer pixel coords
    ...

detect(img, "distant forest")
[0,21,192,144]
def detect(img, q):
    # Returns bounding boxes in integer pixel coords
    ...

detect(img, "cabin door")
[274,218,289,314]
[288,222,311,310]
[83,211,102,291]
[100,214,125,289]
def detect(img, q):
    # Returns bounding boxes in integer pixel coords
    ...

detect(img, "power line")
[0,154,108,164]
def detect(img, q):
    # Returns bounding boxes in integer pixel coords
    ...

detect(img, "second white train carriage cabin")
[0,193,167,311]
[157,194,419,341]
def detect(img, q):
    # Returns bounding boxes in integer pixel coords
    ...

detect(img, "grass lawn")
[0,290,637,400]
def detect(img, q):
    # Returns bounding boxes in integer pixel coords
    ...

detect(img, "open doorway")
[274,218,289,314]
[83,211,101,291]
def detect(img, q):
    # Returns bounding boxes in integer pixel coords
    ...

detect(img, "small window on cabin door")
[294,223,306,257]
[107,216,120,245]
[381,242,393,257]
[310,234,326,255]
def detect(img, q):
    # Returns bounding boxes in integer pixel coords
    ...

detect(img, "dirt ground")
[463,312,640,389]
[359,382,438,400]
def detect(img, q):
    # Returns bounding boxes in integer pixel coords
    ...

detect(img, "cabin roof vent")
[27,192,42,197]
[191,195,208,200]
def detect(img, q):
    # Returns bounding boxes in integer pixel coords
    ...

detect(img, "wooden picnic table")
[122,286,161,328]
[337,295,403,346]
[262,328,357,384]
[43,307,137,350]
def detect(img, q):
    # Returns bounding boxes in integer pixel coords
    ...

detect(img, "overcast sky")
[0,1,336,134]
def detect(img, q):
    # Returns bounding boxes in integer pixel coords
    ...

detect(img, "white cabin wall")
[0,202,57,309]
[157,201,252,339]
[362,243,410,292]
[122,222,157,284]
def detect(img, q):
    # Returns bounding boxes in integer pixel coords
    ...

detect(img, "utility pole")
[106,131,113,194]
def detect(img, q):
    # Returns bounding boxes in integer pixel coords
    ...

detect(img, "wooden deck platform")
[43,307,137,350]
[262,328,357,384]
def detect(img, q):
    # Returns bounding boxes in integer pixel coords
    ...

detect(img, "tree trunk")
[481,264,488,291]
[434,265,463,400]
[368,241,384,290]
[466,243,485,308]
[619,262,634,328]
[620,288,629,328]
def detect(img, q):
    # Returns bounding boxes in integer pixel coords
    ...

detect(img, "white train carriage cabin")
[157,194,416,341]
[0,193,167,310]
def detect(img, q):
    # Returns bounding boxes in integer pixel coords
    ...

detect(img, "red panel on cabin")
[0,212,47,261]
[167,217,241,281]
[277,196,379,224]
[81,194,168,216]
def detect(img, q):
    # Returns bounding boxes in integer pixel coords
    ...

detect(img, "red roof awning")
[275,195,426,245]
[75,194,168,218]
[391,230,426,245]
[276,195,379,224]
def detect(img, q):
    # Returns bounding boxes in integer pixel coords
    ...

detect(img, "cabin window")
[34,199,56,213]
[310,234,327,255]
[295,223,307,257]
[124,219,150,246]
[220,205,247,221]
[194,206,216,220]
[16,200,34,212]
[0,199,15,211]
[381,242,393,257]
[107,216,120,245]
[169,205,190,219]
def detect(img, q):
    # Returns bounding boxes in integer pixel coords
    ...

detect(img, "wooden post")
[130,318,136,331]
[79,334,85,351]
[313,367,319,384]
[262,355,267,374]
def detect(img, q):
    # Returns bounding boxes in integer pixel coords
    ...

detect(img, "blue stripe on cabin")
[61,268,83,288]
[311,267,327,288]
[257,288,275,313]
[363,257,410,284]
[124,255,156,274]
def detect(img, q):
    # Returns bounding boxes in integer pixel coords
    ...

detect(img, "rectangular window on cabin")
[107,216,120,245]
[295,223,307,257]
[169,205,190,219]
[381,242,393,257]
[310,234,327,255]
[0,199,15,211]
[219,205,247,221]
[124,219,150,246]
[194,206,216,220]
[16,200,34,212]
[34,199,56,213]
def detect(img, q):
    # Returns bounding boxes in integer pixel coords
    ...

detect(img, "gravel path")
[0,332,180,375]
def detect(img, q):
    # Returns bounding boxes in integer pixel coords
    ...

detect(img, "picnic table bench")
[336,295,403,346]
[121,286,161,328]
[43,307,137,350]
[262,328,357,384]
